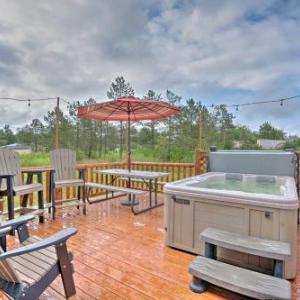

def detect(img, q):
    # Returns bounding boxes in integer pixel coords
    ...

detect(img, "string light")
[60,98,72,105]
[202,94,300,117]
[0,97,57,102]
[0,93,299,111]
[226,94,300,109]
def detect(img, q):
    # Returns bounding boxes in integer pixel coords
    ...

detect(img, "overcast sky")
[0,0,299,133]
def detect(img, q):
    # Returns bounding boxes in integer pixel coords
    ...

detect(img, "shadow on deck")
[3,194,300,299]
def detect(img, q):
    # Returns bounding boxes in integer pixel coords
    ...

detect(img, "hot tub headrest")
[208,151,297,177]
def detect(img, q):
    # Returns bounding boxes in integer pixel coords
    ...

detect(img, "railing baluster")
[16,161,196,210]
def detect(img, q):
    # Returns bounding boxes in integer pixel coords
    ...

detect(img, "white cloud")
[0,0,299,132]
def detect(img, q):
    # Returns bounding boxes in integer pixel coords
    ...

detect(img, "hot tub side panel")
[279,209,298,279]
[164,194,194,252]
[164,193,297,279]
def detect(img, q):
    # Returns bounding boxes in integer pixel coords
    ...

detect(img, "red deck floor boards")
[2,195,299,299]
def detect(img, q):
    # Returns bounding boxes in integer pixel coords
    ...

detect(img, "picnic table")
[94,169,169,214]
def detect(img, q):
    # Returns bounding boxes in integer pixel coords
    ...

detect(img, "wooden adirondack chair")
[50,149,86,219]
[0,150,44,223]
[0,214,77,300]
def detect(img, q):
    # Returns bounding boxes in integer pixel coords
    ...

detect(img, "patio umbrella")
[78,96,180,171]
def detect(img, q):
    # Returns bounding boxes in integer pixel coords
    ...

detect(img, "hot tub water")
[187,175,283,195]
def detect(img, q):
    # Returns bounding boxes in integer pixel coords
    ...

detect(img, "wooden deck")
[3,194,300,299]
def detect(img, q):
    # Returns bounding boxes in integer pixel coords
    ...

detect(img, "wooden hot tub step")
[189,256,291,300]
[200,227,291,260]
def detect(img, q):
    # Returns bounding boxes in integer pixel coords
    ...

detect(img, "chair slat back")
[50,149,76,181]
[0,247,21,283]
[0,150,23,190]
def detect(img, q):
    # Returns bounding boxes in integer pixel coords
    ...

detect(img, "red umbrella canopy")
[78,96,180,121]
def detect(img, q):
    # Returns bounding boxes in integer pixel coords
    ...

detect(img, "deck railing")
[3,148,298,214]
[62,161,196,200]
[6,160,199,212]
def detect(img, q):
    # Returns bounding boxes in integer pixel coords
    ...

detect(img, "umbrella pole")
[127,115,131,172]
[121,109,139,207]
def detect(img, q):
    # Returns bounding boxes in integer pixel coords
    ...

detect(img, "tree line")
[0,76,297,162]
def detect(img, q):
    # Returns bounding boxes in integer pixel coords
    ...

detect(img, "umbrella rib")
[135,100,175,120]
[80,101,127,118]
[102,101,127,121]
[129,101,138,122]
[79,103,100,117]
[105,104,129,113]
[128,99,171,113]
[129,104,163,113]
[126,104,165,114]
[79,98,179,121]
[79,99,117,117]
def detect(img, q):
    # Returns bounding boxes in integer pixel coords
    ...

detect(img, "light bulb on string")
[28,99,31,109]
[236,105,239,112]
[280,100,283,106]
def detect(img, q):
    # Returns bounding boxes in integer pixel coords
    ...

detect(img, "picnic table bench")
[85,182,147,214]
[90,169,168,214]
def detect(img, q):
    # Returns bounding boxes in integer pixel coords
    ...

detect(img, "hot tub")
[165,172,298,210]
[164,172,298,279]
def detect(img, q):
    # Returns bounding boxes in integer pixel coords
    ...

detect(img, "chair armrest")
[0,226,12,237]
[0,174,15,188]
[0,174,16,179]
[0,227,77,260]
[0,214,35,230]
[0,174,15,197]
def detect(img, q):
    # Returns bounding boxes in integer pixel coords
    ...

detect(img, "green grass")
[21,152,50,167]
[20,147,190,167]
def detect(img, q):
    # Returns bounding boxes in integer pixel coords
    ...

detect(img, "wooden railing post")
[194,149,207,175]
